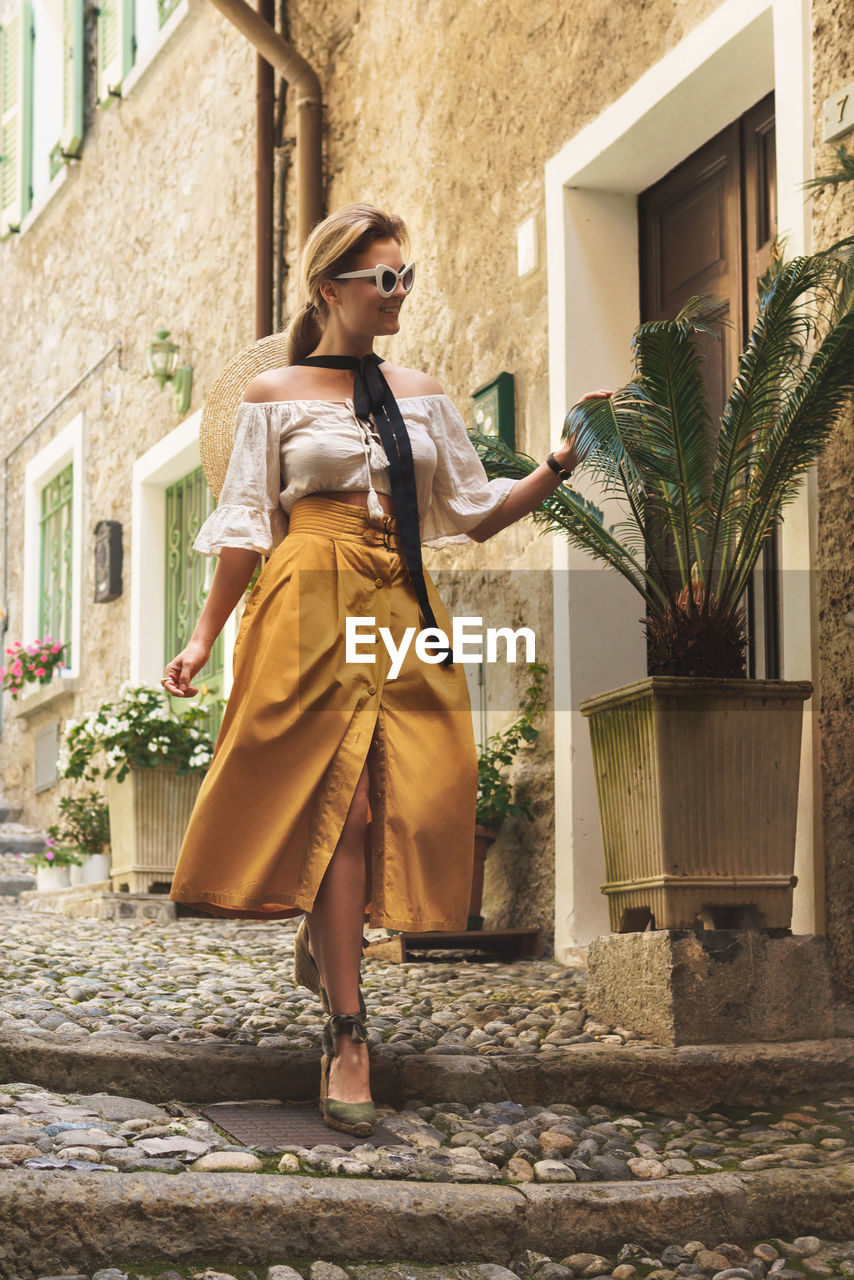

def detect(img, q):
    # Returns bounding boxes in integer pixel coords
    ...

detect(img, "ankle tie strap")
[322,1013,368,1058]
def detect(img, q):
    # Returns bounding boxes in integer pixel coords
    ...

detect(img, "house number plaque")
[823,82,854,142]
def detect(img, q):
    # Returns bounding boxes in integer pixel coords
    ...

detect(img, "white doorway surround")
[544,0,818,961]
[130,414,239,695]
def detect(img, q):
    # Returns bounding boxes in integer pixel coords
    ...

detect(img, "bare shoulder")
[383,363,445,398]
[242,367,301,403]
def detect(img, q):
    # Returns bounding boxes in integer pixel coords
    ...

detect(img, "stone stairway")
[0,903,853,1278]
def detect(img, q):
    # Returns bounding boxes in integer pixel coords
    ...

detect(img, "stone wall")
[810,0,854,999]
[0,0,258,826]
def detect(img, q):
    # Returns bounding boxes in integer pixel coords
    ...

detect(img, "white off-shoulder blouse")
[193,394,518,557]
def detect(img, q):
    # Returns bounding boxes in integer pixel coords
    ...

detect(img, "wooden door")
[638,91,780,678]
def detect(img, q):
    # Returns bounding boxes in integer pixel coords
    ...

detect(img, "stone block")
[17,884,176,922]
[586,930,838,1045]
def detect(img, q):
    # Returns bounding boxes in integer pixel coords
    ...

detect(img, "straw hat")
[199,331,291,501]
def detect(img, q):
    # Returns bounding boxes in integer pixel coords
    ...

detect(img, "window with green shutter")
[165,467,224,741]
[38,460,74,666]
[97,0,134,103]
[156,0,181,27]
[0,1,35,236]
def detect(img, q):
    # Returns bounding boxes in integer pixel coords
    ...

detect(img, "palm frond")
[720,305,854,610]
[627,294,725,599]
[708,250,854,598]
[470,429,672,610]
[801,144,854,193]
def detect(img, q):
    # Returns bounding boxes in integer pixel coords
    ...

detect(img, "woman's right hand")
[162,639,211,698]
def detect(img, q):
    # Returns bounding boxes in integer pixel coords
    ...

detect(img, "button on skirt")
[168,494,478,931]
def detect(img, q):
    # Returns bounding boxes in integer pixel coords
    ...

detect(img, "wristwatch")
[546,452,573,482]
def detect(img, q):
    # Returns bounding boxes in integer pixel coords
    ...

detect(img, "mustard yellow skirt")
[168,494,478,931]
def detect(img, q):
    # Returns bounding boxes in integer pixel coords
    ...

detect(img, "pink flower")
[27,643,39,655]
[51,644,62,654]
[45,850,54,862]
[11,662,22,676]
[34,668,46,677]
[0,668,5,678]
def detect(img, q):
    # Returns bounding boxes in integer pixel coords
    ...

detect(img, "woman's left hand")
[557,389,614,470]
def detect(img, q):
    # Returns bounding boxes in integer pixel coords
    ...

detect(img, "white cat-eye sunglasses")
[333,261,416,298]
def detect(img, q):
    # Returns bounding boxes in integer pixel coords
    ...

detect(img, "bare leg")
[307,758,372,1104]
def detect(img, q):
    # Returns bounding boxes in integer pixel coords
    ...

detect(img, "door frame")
[544,0,819,958]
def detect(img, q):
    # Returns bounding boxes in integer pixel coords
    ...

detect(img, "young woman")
[163,201,610,1137]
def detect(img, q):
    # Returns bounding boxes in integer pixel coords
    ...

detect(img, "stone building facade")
[0,0,851,989]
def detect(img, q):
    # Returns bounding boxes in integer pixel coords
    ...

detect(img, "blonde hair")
[285,202,410,363]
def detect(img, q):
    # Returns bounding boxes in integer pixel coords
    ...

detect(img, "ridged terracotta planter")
[579,676,813,932]
[106,766,204,894]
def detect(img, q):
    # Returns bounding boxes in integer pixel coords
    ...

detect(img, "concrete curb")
[1,1031,853,1110]
[0,1163,852,1278]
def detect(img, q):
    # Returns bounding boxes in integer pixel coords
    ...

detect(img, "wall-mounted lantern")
[145,325,194,414]
[472,372,515,450]
[94,520,123,603]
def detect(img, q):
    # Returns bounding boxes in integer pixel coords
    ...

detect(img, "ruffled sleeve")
[420,396,518,549]
[193,402,287,557]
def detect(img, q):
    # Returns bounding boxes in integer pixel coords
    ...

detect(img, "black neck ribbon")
[295,352,454,668]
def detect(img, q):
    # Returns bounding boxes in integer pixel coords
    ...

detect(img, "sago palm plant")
[473,237,854,678]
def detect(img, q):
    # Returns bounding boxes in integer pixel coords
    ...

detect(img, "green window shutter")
[157,0,181,28]
[123,0,135,73]
[0,3,34,235]
[60,0,84,157]
[38,461,74,668]
[97,0,134,102]
[165,467,225,741]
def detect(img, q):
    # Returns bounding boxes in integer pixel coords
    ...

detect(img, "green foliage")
[801,144,854,193]
[476,661,547,832]
[475,239,854,676]
[59,682,224,784]
[30,833,83,870]
[46,792,110,857]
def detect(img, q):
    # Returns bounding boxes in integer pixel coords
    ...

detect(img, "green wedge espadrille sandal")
[319,1012,376,1137]
[293,918,367,1017]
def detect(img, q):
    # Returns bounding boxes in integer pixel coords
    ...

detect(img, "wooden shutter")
[60,0,84,156]
[0,3,34,235]
[98,0,134,102]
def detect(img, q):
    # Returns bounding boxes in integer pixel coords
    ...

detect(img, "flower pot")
[69,852,112,886]
[468,824,498,930]
[579,676,813,933]
[105,766,204,894]
[36,864,71,891]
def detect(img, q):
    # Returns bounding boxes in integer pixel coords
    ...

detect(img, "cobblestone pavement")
[1,1079,852,1182]
[9,1236,854,1280]
[0,888,624,1053]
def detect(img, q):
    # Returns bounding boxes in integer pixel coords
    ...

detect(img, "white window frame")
[544,0,816,958]
[131,410,239,696]
[23,410,84,679]
[119,0,190,98]
[17,0,191,235]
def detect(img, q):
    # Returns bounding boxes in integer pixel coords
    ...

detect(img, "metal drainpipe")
[205,0,322,255]
[256,0,274,340]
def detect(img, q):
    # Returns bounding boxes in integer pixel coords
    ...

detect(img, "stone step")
[0,831,45,853]
[0,874,36,895]
[0,1027,851,1112]
[0,806,23,823]
[0,1162,851,1277]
